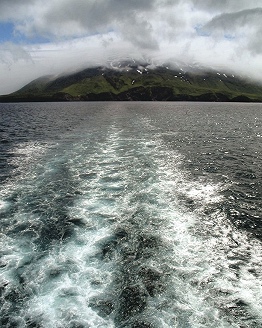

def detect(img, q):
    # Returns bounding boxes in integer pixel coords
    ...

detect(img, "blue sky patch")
[0,21,50,44]
[224,34,235,40]
[0,22,15,43]
[194,25,210,37]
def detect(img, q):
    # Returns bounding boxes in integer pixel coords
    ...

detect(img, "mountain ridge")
[1,62,262,102]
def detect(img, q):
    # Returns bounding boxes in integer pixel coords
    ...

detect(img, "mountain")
[1,62,262,102]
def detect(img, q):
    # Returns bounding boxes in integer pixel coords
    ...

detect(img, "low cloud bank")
[1,0,262,94]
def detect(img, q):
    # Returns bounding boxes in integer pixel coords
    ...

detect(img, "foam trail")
[1,114,262,327]
[0,134,119,327]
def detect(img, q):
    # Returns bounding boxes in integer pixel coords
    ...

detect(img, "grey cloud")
[0,0,153,30]
[22,0,157,35]
[13,0,161,49]
[203,8,262,32]
[1,0,262,95]
[0,0,31,3]
[119,15,159,50]
[0,42,33,66]
[200,7,262,54]
[0,0,35,20]
[198,8,262,56]
[190,0,262,13]
[0,0,34,6]
[247,25,262,55]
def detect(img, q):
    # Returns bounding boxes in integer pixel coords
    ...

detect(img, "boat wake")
[1,116,262,327]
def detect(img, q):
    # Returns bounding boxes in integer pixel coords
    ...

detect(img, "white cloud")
[0,42,33,65]
[1,0,262,94]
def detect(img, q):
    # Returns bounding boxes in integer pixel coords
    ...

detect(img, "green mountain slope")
[1,63,262,102]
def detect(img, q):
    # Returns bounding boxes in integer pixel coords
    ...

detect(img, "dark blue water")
[0,102,261,327]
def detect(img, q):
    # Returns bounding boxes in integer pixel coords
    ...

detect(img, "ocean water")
[0,101,261,328]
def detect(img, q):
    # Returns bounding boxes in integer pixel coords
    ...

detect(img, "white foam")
[1,120,262,327]
[182,182,224,205]
[19,127,127,326]
[132,119,262,326]
[0,200,9,211]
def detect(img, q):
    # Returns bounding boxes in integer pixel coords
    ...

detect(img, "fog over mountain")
[1,0,262,94]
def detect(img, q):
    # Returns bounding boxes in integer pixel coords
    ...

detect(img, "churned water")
[0,102,261,327]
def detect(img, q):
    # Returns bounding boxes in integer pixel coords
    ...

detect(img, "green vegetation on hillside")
[1,64,262,102]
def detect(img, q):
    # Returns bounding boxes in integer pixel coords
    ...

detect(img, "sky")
[1,0,262,95]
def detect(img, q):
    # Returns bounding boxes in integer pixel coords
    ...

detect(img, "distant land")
[1,61,262,102]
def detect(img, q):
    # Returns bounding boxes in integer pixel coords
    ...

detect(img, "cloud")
[190,0,262,13]
[201,8,262,55]
[203,8,262,33]
[0,42,36,94]
[1,0,262,94]
[1,0,157,39]
[0,0,36,21]
[0,42,33,66]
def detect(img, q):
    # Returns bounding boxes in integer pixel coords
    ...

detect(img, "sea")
[0,101,261,328]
